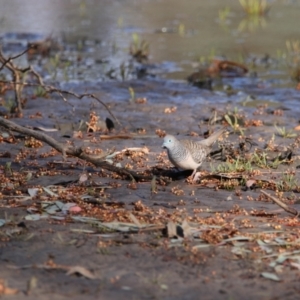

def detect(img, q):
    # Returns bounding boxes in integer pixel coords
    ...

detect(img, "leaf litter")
[2,62,300,295]
[5,168,300,286]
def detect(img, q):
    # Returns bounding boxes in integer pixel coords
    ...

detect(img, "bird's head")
[162,135,177,150]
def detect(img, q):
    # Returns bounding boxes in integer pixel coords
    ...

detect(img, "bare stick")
[0,117,151,181]
[260,190,299,218]
[0,47,120,125]
[0,46,33,72]
[0,48,27,112]
[0,78,120,126]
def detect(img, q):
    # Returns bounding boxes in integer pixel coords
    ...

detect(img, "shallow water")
[1,0,300,80]
[0,0,300,114]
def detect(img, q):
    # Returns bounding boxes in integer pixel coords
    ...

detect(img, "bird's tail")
[198,128,225,147]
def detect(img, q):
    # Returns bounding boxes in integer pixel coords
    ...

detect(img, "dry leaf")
[28,188,39,197]
[129,213,141,227]
[79,173,88,183]
[26,276,38,295]
[164,106,177,114]
[0,280,18,295]
[69,206,82,213]
[34,126,58,132]
[167,221,183,238]
[167,221,177,238]
[181,219,193,238]
[261,272,281,281]
[66,266,96,279]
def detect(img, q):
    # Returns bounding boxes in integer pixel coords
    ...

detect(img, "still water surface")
[1,0,299,72]
[1,1,300,114]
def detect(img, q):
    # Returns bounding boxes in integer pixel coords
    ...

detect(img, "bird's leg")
[190,169,197,178]
[192,171,202,182]
[188,169,201,183]
[188,169,199,183]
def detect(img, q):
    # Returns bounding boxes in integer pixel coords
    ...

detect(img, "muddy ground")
[1,78,300,299]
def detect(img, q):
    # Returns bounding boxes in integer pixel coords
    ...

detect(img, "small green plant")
[3,97,15,113]
[129,33,149,62]
[45,54,71,81]
[120,62,131,81]
[286,40,300,58]
[251,151,268,168]
[45,54,60,80]
[63,61,71,82]
[128,86,135,103]
[4,161,13,176]
[76,40,83,51]
[215,156,253,173]
[105,62,132,81]
[276,40,300,70]
[285,39,300,67]
[33,86,48,97]
[218,7,231,22]
[117,17,123,28]
[250,150,284,169]
[198,48,217,65]
[274,125,297,138]
[214,149,285,174]
[237,15,267,33]
[178,23,185,37]
[276,40,300,81]
[112,40,118,55]
[224,107,245,135]
[239,0,270,16]
[276,173,298,192]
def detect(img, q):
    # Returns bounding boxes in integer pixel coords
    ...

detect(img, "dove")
[162,129,224,179]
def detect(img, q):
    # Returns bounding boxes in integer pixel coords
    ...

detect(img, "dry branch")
[0,47,33,72]
[0,78,120,126]
[0,47,34,113]
[0,117,151,181]
[0,47,120,126]
[260,190,299,218]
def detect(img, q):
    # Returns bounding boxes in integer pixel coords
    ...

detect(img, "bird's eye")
[168,139,172,142]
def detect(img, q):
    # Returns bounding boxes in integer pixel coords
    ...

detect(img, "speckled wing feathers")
[181,129,224,165]
[166,139,192,169]
[162,129,225,174]
[181,140,209,165]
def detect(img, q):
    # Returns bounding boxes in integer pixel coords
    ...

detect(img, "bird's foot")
[192,171,202,182]
[186,171,202,183]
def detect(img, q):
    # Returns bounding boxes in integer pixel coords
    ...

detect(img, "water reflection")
[0,0,299,81]
[238,15,267,32]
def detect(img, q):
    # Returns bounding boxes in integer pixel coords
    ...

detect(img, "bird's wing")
[181,140,208,164]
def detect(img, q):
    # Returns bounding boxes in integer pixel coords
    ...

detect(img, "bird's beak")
[162,141,166,149]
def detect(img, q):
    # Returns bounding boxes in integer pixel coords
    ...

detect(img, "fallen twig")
[7,263,97,279]
[260,190,299,218]
[0,117,152,181]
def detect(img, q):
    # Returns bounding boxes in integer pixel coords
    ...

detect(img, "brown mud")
[1,79,300,299]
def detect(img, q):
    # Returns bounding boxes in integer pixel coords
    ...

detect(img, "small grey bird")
[162,129,224,179]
